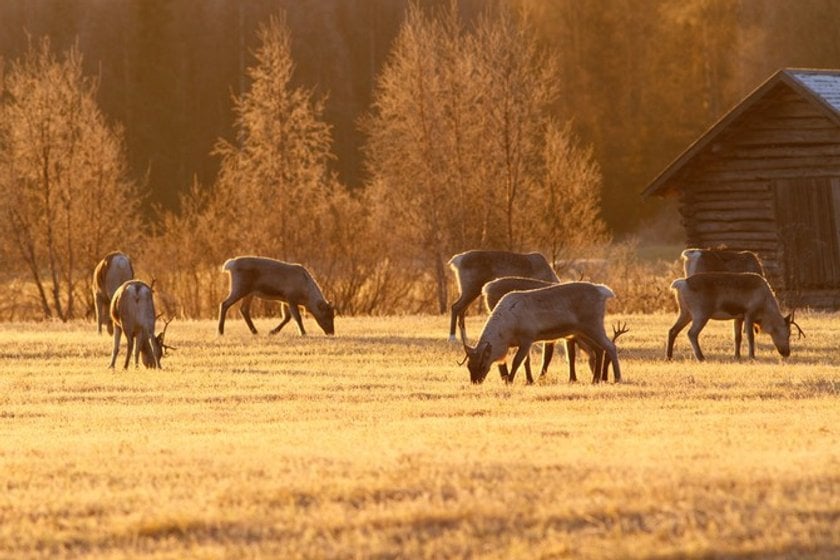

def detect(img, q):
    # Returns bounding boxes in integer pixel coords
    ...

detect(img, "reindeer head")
[139,315,175,369]
[773,311,804,358]
[462,340,493,384]
[314,300,336,335]
[765,310,803,359]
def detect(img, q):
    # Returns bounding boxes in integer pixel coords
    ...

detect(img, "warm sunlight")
[1,1,839,557]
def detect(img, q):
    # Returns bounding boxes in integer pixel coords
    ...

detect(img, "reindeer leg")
[581,329,620,383]
[449,291,478,342]
[592,350,604,384]
[667,310,692,359]
[539,342,554,378]
[124,334,135,370]
[95,294,107,335]
[508,343,532,385]
[576,338,599,380]
[94,289,103,335]
[687,317,710,362]
[149,334,162,369]
[134,334,144,368]
[269,304,293,335]
[733,318,744,360]
[571,336,602,384]
[288,304,307,336]
[109,326,122,369]
[566,339,578,383]
[497,363,510,383]
[588,338,612,383]
[218,289,248,335]
[745,315,756,360]
[600,348,610,382]
[239,294,259,335]
[523,354,534,385]
[600,341,620,383]
[458,314,468,346]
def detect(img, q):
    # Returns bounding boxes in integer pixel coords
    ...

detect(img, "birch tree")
[527,121,609,266]
[0,38,142,320]
[365,2,591,311]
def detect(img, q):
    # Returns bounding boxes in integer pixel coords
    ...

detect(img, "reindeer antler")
[612,321,630,342]
[789,310,805,339]
[157,316,177,353]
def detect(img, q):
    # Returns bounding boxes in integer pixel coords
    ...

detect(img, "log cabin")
[642,68,840,309]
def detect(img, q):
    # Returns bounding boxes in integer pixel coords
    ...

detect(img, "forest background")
[2,0,840,321]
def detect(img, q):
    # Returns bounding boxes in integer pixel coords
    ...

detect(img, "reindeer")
[667,272,803,361]
[92,252,134,335]
[448,250,559,342]
[109,280,169,369]
[681,248,764,277]
[462,282,620,385]
[218,256,335,336]
[481,276,628,382]
[679,247,765,359]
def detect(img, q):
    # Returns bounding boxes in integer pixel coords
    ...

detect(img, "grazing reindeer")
[667,272,803,361]
[462,282,620,385]
[109,280,165,369]
[481,276,628,382]
[448,250,559,342]
[218,256,335,336]
[92,252,134,335]
[680,247,765,358]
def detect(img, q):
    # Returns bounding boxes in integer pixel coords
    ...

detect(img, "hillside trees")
[0,39,143,320]
[365,3,607,312]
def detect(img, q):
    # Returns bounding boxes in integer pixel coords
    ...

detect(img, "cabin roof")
[641,68,840,198]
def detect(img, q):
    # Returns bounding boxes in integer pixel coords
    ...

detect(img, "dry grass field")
[0,312,838,559]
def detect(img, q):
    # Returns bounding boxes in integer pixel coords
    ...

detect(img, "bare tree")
[528,120,609,266]
[365,3,598,313]
[0,38,142,321]
[364,4,460,313]
[471,6,560,251]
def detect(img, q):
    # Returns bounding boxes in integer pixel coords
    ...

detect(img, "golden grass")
[0,313,838,559]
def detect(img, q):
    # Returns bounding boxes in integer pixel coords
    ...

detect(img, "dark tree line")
[4,0,840,321]
[4,0,840,231]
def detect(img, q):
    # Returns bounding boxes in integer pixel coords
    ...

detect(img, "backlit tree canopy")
[0,38,142,320]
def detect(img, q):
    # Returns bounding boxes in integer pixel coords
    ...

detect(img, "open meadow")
[0,313,838,559]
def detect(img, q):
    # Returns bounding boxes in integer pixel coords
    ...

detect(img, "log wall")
[674,84,840,308]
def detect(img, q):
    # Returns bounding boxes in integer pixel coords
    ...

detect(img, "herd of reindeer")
[93,247,804,384]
